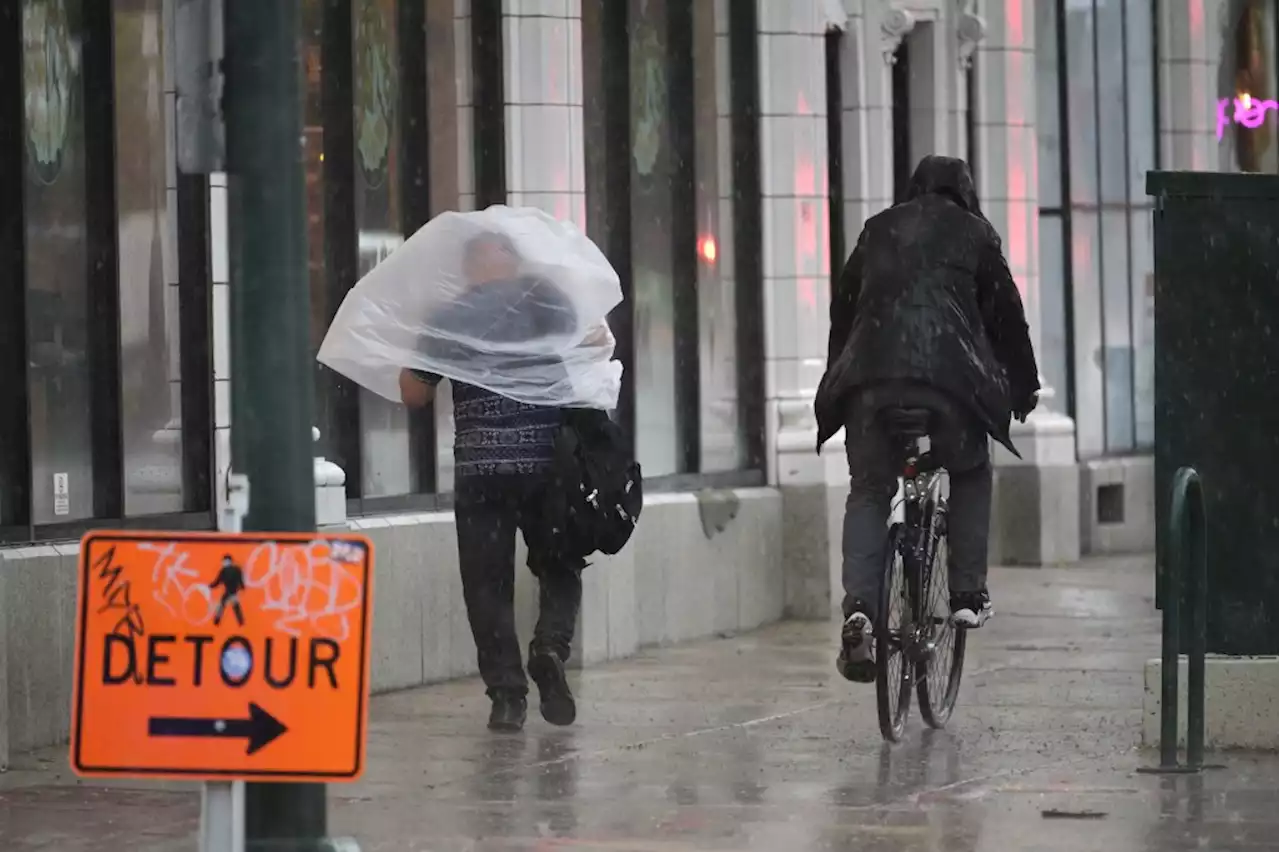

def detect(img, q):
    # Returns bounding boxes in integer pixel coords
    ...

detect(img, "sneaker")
[836,604,876,683]
[488,693,527,732]
[950,590,993,628]
[528,651,577,726]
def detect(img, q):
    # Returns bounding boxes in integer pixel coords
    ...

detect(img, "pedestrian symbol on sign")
[209,554,246,627]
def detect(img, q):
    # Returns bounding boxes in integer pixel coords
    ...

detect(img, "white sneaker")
[841,612,873,658]
[837,612,876,683]
[951,592,993,628]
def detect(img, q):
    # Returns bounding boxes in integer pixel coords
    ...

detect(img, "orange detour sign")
[70,530,374,782]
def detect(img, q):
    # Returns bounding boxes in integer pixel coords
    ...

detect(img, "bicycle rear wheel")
[916,509,966,728]
[876,523,913,742]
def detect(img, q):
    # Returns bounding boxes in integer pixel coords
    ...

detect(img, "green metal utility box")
[1147,170,1278,656]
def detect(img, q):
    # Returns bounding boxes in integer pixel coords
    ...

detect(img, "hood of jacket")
[905,155,983,218]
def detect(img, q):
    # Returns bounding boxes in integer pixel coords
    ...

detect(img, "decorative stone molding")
[956,1,986,69]
[313,427,348,527]
[822,0,850,32]
[776,396,819,436]
[881,5,917,64]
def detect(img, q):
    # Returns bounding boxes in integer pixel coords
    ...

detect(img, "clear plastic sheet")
[317,206,623,410]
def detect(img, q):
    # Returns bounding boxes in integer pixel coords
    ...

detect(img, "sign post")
[221,0,334,847]
[201,473,250,852]
[201,781,245,852]
[68,528,374,844]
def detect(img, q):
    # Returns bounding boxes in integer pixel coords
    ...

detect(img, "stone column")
[1158,0,1227,171]
[753,0,845,618]
[839,1,896,235]
[501,0,587,231]
[974,0,1079,565]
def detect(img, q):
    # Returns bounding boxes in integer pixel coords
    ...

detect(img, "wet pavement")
[2,555,1276,851]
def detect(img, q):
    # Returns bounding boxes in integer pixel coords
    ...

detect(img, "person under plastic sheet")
[399,231,609,732]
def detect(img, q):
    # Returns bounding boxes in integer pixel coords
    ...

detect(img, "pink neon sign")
[1216,94,1278,140]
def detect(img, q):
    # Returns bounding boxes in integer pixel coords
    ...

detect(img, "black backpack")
[546,408,643,559]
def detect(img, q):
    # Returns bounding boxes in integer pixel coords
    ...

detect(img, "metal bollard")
[1139,466,1223,775]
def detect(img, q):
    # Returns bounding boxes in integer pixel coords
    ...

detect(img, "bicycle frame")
[894,438,948,667]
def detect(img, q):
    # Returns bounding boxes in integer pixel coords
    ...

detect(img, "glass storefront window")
[353,0,412,498]
[113,0,184,516]
[1124,0,1155,197]
[629,0,683,477]
[1038,213,1070,411]
[1035,0,1063,209]
[428,0,464,494]
[23,0,94,523]
[585,0,758,477]
[1095,0,1127,205]
[1064,1,1098,206]
[305,0,462,501]
[1100,208,1133,451]
[1069,209,1105,457]
[696,0,744,472]
[1053,0,1158,456]
[1125,0,1156,449]
[1129,208,1155,447]
[302,0,334,468]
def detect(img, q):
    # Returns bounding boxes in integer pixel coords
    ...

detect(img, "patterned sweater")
[417,375,561,477]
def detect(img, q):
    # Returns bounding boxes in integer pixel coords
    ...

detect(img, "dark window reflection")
[23,0,94,523]
[301,0,336,466]
[352,0,413,497]
[630,0,682,477]
[696,0,744,472]
[113,0,184,515]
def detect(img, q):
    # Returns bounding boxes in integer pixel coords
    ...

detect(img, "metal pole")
[200,781,246,852]
[1157,473,1183,770]
[201,475,251,852]
[222,0,325,847]
[1185,471,1208,768]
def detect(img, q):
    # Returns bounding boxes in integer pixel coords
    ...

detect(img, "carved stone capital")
[821,0,850,32]
[881,6,916,64]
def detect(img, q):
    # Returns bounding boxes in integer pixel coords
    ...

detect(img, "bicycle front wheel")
[916,515,966,728]
[876,523,913,742]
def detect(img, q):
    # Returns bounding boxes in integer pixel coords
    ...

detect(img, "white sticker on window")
[53,472,70,516]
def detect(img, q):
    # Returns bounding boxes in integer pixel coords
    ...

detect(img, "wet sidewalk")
[2,556,1275,851]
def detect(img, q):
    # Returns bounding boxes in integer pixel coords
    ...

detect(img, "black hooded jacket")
[814,156,1040,455]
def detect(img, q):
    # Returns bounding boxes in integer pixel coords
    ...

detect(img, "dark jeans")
[454,474,584,698]
[841,381,993,618]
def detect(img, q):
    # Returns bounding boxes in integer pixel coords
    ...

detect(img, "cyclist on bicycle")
[814,155,1040,683]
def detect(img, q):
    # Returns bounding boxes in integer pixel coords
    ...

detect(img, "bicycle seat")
[881,407,933,439]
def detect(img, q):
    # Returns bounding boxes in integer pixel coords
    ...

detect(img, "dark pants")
[454,474,584,698]
[841,381,993,617]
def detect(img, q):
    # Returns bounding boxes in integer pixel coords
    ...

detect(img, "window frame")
[727,0,767,475]
[0,0,215,545]
[0,0,32,539]
[824,30,845,311]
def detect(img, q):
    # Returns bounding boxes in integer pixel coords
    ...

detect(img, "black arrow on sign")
[148,702,288,755]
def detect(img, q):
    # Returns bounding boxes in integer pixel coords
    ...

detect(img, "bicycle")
[873,407,968,742]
